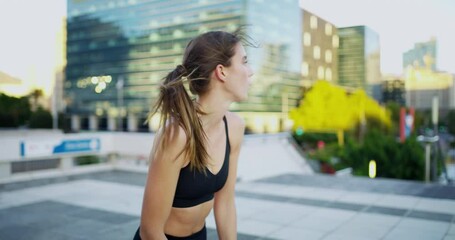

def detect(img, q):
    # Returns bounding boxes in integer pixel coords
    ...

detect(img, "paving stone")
[258,173,455,200]
[3,170,455,239]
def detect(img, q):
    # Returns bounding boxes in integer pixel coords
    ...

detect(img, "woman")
[133,30,254,240]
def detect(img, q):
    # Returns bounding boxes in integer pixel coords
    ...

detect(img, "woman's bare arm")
[139,125,187,240]
[214,113,245,240]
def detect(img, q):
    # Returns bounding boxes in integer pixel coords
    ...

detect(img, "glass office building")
[338,26,380,98]
[403,38,437,71]
[65,0,302,132]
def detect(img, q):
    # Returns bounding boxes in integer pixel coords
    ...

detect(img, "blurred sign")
[432,96,438,125]
[295,127,304,136]
[369,160,377,178]
[317,140,325,149]
[20,138,100,157]
[405,114,414,138]
[400,107,415,142]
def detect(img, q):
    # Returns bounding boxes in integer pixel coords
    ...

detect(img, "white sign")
[21,138,100,158]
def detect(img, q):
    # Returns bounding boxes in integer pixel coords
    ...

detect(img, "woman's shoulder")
[225,111,245,129]
[157,121,188,145]
[152,122,188,166]
[224,112,245,144]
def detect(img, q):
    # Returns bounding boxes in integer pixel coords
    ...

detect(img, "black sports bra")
[172,116,231,208]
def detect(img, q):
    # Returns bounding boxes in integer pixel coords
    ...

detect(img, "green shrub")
[75,155,100,165]
[339,130,424,180]
[293,132,338,148]
[0,93,31,127]
[303,129,425,180]
[29,107,52,128]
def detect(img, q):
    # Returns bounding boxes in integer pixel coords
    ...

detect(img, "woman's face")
[224,43,254,102]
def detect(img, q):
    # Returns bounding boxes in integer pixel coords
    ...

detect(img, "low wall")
[0,130,312,183]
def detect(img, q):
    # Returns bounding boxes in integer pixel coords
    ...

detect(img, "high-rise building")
[381,77,405,106]
[404,67,453,110]
[403,39,454,111]
[338,26,381,99]
[301,9,338,86]
[52,18,67,116]
[65,0,302,133]
[403,38,437,71]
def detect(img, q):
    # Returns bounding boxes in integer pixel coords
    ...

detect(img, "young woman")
[133,30,254,240]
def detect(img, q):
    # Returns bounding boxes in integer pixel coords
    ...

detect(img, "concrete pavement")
[1,169,455,240]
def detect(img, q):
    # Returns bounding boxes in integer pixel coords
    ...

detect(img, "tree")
[289,80,391,133]
[29,107,52,128]
[28,88,44,111]
[0,93,31,127]
[447,110,455,135]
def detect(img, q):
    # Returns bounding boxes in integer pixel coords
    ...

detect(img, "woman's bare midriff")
[164,199,214,237]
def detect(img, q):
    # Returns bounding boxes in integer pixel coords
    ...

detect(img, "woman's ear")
[214,64,227,82]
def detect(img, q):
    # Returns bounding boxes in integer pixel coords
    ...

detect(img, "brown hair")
[148,30,245,173]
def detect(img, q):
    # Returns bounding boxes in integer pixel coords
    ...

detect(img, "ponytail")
[147,30,248,173]
[148,65,209,173]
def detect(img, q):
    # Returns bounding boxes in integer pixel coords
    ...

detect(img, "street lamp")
[116,76,124,131]
[417,135,439,183]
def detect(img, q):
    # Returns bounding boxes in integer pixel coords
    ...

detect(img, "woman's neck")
[196,92,231,129]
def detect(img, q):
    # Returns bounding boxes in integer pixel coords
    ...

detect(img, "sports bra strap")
[222,116,229,140]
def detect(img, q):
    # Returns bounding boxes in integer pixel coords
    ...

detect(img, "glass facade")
[382,79,405,106]
[65,0,302,130]
[403,38,437,71]
[338,26,380,98]
[243,0,302,112]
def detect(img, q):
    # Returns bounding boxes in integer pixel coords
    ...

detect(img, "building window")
[325,23,332,35]
[200,12,208,20]
[149,73,157,82]
[174,16,183,24]
[199,26,208,34]
[332,35,339,48]
[325,68,332,81]
[304,32,311,46]
[310,16,318,29]
[89,5,97,13]
[149,20,158,28]
[173,43,182,51]
[150,46,159,54]
[173,29,183,38]
[317,66,324,79]
[108,39,116,47]
[325,50,332,63]
[227,23,238,32]
[149,33,159,41]
[313,46,320,59]
[89,41,97,49]
[301,62,309,77]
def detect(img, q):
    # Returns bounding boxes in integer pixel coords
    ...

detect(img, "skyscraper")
[65,0,302,132]
[404,66,453,110]
[403,39,453,110]
[382,78,405,106]
[301,9,338,86]
[403,38,437,71]
[338,26,381,99]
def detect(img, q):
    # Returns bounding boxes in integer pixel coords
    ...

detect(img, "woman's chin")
[231,92,249,102]
[237,95,248,102]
